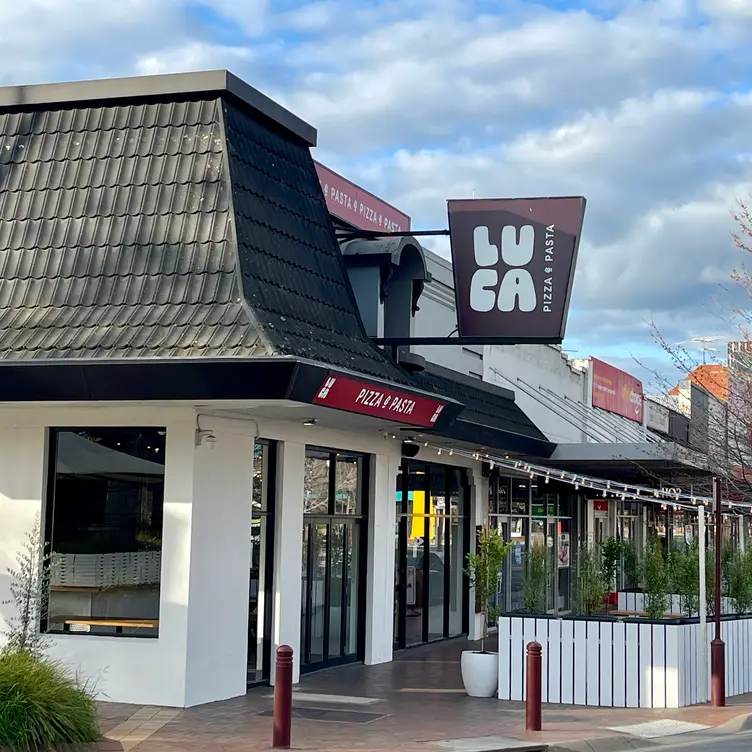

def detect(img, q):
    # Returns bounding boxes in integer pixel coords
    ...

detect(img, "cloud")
[0,0,750,371]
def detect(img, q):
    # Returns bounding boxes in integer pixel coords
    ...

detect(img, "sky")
[1,0,751,391]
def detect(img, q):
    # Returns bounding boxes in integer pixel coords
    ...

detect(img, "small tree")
[1,515,51,658]
[522,541,548,615]
[668,540,700,617]
[642,537,669,619]
[464,527,512,653]
[727,548,752,615]
[576,545,607,616]
[600,538,622,593]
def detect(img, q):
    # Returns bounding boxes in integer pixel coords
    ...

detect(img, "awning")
[0,357,463,431]
[410,364,555,458]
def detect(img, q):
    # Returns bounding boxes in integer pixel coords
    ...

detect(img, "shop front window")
[490,475,574,615]
[44,427,166,637]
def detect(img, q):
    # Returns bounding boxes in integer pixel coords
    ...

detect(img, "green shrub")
[0,650,100,751]
[668,540,700,617]
[522,541,547,614]
[599,538,622,592]
[641,537,669,619]
[576,545,607,616]
[727,548,752,615]
[465,526,512,653]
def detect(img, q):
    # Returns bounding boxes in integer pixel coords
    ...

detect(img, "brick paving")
[98,637,752,752]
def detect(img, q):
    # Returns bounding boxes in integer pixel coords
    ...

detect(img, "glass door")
[394,462,468,649]
[300,448,366,672]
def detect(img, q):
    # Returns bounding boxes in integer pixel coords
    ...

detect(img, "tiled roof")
[0,74,412,384]
[669,364,728,402]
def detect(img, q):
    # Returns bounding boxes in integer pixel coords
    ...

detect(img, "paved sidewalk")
[98,638,752,752]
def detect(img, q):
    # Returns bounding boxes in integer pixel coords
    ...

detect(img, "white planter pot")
[461,650,499,698]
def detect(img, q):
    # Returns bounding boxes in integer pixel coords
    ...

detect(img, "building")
[0,70,554,708]
[0,68,734,713]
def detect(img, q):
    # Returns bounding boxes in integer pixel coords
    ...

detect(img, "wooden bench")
[60,617,159,635]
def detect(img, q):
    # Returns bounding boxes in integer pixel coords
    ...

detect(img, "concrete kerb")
[545,737,660,752]
[713,711,752,734]
[545,712,752,752]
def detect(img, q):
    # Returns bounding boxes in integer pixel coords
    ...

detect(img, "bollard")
[526,641,542,732]
[711,637,726,707]
[272,645,294,749]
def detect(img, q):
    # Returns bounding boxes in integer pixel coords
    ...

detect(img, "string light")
[393,437,751,515]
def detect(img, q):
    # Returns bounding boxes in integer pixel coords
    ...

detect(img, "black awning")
[411,365,555,458]
[0,357,462,431]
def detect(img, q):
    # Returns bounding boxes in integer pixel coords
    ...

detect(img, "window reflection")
[45,427,166,637]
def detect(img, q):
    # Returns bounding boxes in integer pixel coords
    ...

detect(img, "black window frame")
[42,426,167,639]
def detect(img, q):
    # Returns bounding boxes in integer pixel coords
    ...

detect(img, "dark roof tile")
[0,83,412,385]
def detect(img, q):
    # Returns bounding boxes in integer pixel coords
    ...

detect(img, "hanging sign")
[447,196,586,343]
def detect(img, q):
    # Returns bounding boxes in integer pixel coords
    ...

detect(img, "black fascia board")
[0,358,462,430]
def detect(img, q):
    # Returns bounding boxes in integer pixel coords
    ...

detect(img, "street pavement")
[96,638,752,752]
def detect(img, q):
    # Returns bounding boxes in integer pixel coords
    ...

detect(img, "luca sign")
[447,197,586,342]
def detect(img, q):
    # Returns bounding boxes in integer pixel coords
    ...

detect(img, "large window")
[489,474,575,615]
[44,428,166,637]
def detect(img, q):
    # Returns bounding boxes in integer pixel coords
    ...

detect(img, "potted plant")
[461,526,512,697]
[600,537,622,605]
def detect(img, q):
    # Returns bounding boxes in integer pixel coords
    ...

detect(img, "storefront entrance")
[393,462,470,650]
[300,447,368,672]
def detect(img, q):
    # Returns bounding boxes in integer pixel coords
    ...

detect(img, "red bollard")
[711,637,726,707]
[526,641,542,731]
[272,645,294,749]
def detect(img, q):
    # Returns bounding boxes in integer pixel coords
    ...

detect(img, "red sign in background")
[591,357,644,423]
[313,374,446,427]
[314,161,411,233]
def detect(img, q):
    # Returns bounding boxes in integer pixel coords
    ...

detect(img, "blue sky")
[1,0,752,390]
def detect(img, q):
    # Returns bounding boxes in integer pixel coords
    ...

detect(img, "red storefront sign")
[593,499,609,512]
[591,357,644,423]
[314,161,411,233]
[313,375,446,427]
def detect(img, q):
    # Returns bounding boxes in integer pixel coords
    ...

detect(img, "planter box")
[617,591,735,616]
[498,614,752,708]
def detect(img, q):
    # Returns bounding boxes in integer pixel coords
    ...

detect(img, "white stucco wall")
[412,250,483,377]
[484,345,587,443]
[0,403,487,707]
[0,406,196,707]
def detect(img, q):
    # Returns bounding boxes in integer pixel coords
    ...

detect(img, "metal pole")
[272,645,294,748]
[711,478,726,707]
[526,641,542,731]
[699,504,708,702]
